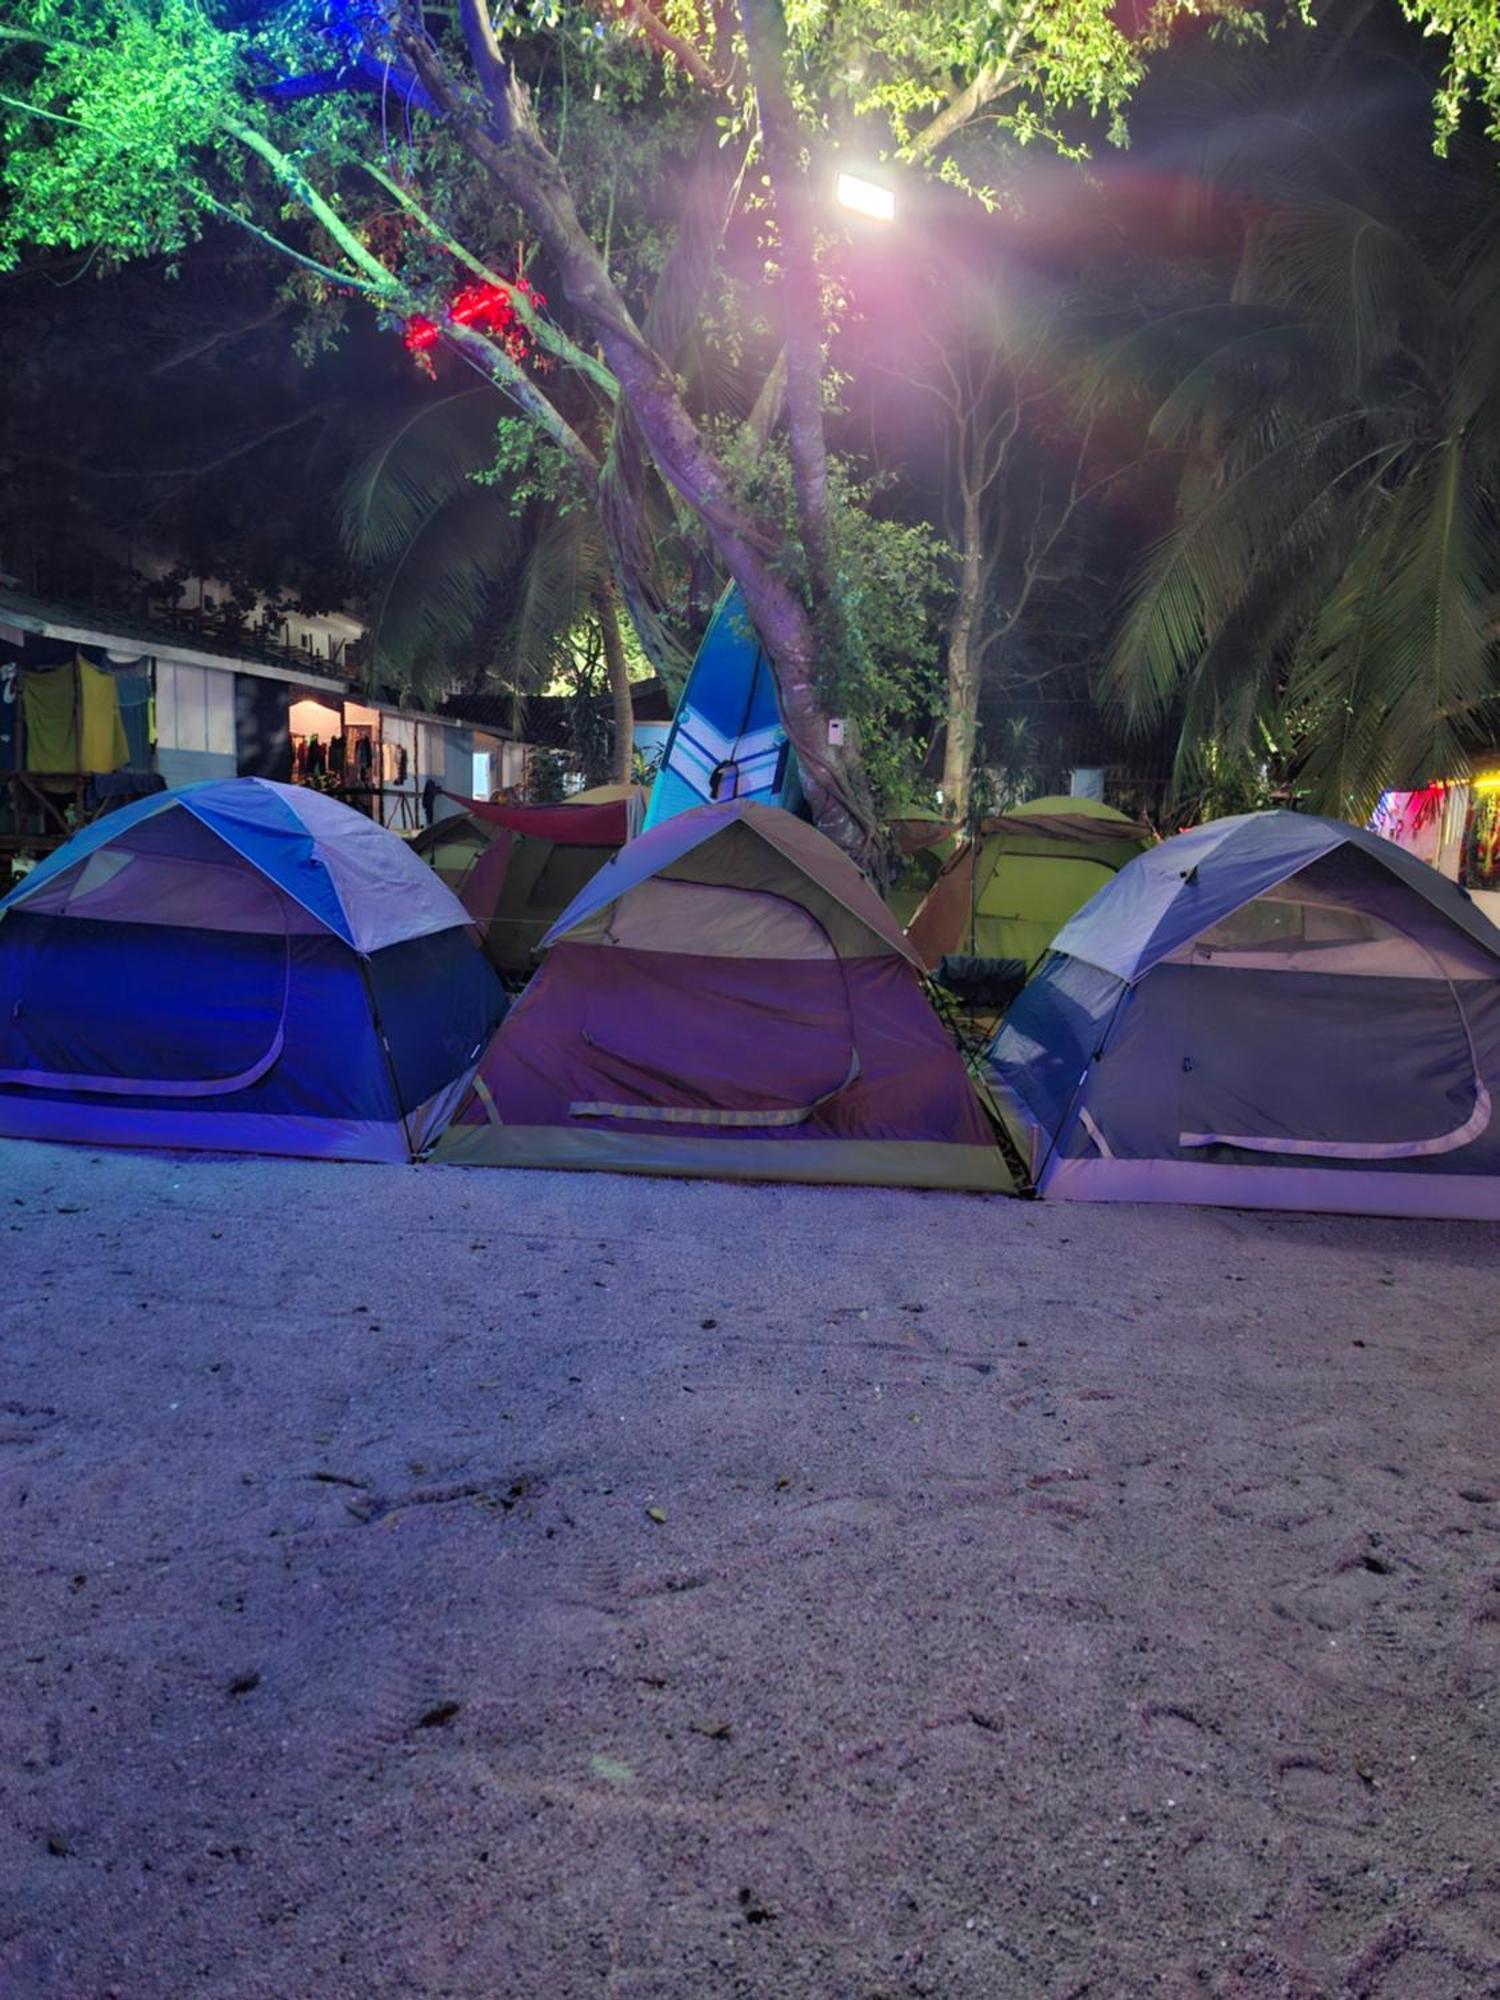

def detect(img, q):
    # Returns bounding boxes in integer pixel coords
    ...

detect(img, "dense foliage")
[3,2,1500,831]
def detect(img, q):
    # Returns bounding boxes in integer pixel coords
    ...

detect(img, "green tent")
[907,796,1154,972]
[411,812,490,894]
[886,812,961,927]
[410,788,642,979]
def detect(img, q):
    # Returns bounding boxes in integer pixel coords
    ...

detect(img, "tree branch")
[745,349,788,450]
[0,83,393,299]
[905,67,1004,163]
[147,300,290,377]
[598,0,728,90]
[224,120,405,299]
[440,319,603,490]
[360,158,618,397]
[902,0,1043,162]
[220,118,599,481]
[598,129,750,687]
[26,408,328,483]
[194,189,388,297]
[455,0,518,137]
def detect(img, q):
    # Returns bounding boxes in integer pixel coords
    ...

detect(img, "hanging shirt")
[113,671,154,772]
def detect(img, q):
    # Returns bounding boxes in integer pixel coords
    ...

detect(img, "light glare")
[836,171,896,222]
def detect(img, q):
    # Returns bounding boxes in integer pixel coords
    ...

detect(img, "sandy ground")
[1,1140,1499,2000]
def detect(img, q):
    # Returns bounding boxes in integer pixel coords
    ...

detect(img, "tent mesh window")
[1192,895,1385,961]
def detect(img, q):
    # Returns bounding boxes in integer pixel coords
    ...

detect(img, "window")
[157,660,234,756]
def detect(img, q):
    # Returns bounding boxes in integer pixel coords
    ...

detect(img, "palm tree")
[340,388,638,782]
[1098,62,1500,820]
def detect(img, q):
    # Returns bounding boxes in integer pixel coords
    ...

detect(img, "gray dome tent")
[987,811,1500,1219]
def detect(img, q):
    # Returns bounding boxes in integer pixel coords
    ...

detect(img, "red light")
[450,281,513,329]
[402,272,545,369]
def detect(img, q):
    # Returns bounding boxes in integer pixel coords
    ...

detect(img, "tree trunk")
[597,583,635,786]
[597,440,690,690]
[389,2,878,863]
[738,0,838,616]
[942,487,985,822]
[737,0,880,862]
[598,129,745,692]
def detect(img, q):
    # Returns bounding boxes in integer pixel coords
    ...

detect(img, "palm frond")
[1174,530,1347,774]
[1080,303,1261,420]
[1105,411,1373,728]
[1095,46,1500,819]
[1287,501,1404,817]
[679,331,757,422]
[1239,196,1433,395]
[1145,317,1321,447]
[1448,211,1500,443]
[1377,439,1497,785]
[496,509,610,696]
[340,390,506,565]
[1293,437,1496,811]
[364,484,511,686]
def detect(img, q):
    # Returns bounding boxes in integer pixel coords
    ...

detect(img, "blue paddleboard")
[644,585,802,830]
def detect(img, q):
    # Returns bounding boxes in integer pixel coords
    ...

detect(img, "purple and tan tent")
[987,811,1500,1218]
[437,799,1010,1190]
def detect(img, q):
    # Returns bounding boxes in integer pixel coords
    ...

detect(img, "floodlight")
[836,171,896,222]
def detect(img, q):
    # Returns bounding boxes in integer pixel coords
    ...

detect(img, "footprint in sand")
[1139,1701,1218,1771]
[0,1400,61,1447]
[1357,1948,1483,1998]
[1345,1883,1500,2000]
[1273,1549,1399,1634]
[1273,1753,1363,1824]
[1423,1878,1500,1982]
[0,1935,58,2000]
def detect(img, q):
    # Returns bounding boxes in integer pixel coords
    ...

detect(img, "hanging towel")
[79,657,129,773]
[21,661,76,774]
[101,653,154,773]
[22,654,129,776]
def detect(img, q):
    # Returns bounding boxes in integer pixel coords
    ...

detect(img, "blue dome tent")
[0,781,506,1161]
[987,812,1500,1219]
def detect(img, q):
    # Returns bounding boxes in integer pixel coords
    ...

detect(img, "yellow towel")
[21,654,129,776]
[78,656,129,773]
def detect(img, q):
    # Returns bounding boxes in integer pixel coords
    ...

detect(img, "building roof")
[0,588,489,736]
[0,587,355,692]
